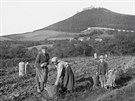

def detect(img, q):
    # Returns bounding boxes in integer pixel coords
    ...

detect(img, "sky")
[0,0,135,36]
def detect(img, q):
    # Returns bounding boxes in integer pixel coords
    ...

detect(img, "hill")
[1,30,73,41]
[0,36,12,41]
[1,8,135,41]
[2,30,79,41]
[41,8,135,32]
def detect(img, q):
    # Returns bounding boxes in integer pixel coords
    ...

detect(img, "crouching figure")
[51,57,75,94]
[105,69,116,90]
[105,66,124,90]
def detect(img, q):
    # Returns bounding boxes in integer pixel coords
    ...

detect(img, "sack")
[44,84,57,97]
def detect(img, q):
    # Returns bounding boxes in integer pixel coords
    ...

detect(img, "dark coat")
[97,61,108,75]
[35,52,50,67]
[35,52,50,83]
[58,62,75,91]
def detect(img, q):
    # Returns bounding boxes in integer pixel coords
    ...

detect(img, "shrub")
[50,40,93,58]
[0,58,34,69]
[25,47,38,59]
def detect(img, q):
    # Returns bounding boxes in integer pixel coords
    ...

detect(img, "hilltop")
[42,8,135,32]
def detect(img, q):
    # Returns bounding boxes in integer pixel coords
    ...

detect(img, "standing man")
[97,55,108,88]
[35,46,50,93]
[51,57,75,93]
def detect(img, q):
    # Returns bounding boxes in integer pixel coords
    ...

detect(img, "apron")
[36,66,48,83]
[60,64,75,91]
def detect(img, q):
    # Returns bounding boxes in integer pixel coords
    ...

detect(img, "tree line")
[0,32,135,69]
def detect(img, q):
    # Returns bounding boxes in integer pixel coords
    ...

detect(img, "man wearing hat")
[97,55,108,88]
[35,46,50,92]
[51,57,75,93]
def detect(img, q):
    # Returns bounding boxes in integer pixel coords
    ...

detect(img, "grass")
[3,30,79,41]
[28,44,53,50]
[95,79,135,101]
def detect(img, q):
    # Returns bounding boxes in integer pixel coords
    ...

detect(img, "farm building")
[78,37,90,41]
[95,38,102,42]
[130,30,134,33]
[81,27,135,34]
[81,27,115,33]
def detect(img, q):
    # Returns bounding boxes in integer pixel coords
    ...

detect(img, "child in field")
[97,55,108,88]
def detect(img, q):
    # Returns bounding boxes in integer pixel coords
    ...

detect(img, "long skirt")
[61,65,75,91]
[35,67,48,90]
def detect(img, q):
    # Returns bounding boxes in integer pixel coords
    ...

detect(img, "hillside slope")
[3,30,78,41]
[2,8,135,41]
[95,80,135,101]
[42,8,135,32]
[1,56,135,101]
[0,36,12,41]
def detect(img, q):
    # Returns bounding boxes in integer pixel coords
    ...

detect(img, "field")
[1,30,79,41]
[0,56,135,101]
[28,44,53,50]
[0,37,12,41]
[1,29,116,41]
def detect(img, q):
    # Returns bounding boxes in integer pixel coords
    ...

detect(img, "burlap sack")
[44,84,57,97]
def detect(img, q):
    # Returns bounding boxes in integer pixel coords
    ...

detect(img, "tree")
[0,44,11,59]
[114,33,135,55]
[25,47,38,59]
[9,46,28,58]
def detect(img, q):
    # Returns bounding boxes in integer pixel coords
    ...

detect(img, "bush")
[9,46,28,58]
[92,33,135,56]
[50,40,93,58]
[25,47,38,59]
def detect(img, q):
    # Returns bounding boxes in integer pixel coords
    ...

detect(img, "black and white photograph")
[0,0,135,101]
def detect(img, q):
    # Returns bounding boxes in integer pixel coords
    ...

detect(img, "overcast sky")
[0,0,135,36]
